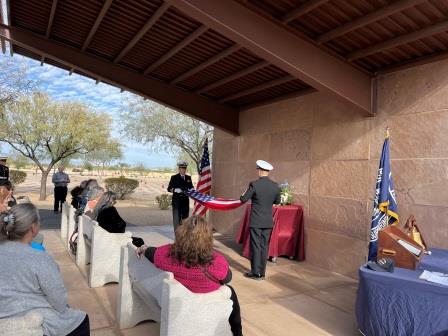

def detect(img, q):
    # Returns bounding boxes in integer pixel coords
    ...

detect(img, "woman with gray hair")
[0,203,89,335]
[79,179,99,210]
[92,191,144,247]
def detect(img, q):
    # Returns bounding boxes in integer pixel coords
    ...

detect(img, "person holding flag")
[240,160,280,280]
[167,162,194,232]
[368,128,399,261]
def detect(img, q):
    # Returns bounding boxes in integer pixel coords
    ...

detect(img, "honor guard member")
[0,155,9,184]
[240,160,280,280]
[167,161,194,232]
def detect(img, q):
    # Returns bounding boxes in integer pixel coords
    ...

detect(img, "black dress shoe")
[244,272,264,280]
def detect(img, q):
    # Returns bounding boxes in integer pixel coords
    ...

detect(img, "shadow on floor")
[39,209,62,230]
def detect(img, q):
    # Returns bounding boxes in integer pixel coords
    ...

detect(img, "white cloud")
[0,52,176,167]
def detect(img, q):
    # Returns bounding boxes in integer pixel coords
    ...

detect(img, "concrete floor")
[41,210,360,336]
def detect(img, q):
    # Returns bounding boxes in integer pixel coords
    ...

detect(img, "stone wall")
[211,59,448,277]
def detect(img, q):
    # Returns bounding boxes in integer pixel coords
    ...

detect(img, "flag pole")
[385,126,390,226]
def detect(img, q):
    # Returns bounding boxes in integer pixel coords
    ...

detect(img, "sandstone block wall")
[211,59,448,277]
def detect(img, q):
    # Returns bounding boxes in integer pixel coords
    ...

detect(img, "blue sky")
[1,51,176,168]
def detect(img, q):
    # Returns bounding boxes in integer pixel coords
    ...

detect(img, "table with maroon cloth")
[236,204,305,261]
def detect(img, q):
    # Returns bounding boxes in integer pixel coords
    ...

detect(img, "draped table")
[356,248,448,336]
[235,204,305,261]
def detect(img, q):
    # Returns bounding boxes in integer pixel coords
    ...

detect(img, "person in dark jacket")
[92,191,144,247]
[240,160,280,280]
[70,186,84,210]
[0,155,9,182]
[167,162,194,232]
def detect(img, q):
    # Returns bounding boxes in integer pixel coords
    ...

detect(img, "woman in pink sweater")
[136,216,242,336]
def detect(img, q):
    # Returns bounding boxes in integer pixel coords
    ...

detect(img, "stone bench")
[117,243,233,336]
[0,311,43,336]
[63,204,77,251]
[76,214,132,288]
[60,202,70,246]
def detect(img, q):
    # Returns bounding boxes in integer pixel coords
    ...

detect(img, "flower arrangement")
[278,181,294,206]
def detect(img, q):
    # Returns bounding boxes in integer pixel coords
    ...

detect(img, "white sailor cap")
[177,161,188,168]
[0,154,8,161]
[256,160,273,171]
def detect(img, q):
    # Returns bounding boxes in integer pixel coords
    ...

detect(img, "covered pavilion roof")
[1,0,447,134]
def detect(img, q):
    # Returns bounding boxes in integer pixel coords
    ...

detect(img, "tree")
[0,56,35,108]
[133,162,146,176]
[0,92,112,200]
[8,152,31,170]
[117,162,129,175]
[84,141,122,178]
[82,161,94,174]
[121,97,213,173]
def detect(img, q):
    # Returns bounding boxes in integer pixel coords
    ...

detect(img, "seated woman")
[0,181,17,207]
[0,203,89,336]
[136,216,243,336]
[92,191,144,247]
[79,179,99,211]
[84,186,104,216]
[70,181,86,210]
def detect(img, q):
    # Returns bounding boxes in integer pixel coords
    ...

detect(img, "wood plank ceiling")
[3,0,448,132]
[240,0,448,74]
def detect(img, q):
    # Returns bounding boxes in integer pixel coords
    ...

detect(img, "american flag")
[192,139,212,216]
[187,189,243,211]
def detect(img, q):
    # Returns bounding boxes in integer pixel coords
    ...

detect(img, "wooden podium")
[378,225,423,270]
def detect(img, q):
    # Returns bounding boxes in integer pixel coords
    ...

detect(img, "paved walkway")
[41,210,359,336]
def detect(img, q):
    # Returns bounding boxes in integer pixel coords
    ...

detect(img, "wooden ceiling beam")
[114,2,169,64]
[6,0,12,56]
[81,0,113,51]
[45,0,58,38]
[1,37,5,54]
[348,20,448,61]
[317,0,427,44]
[0,24,239,134]
[171,44,240,84]
[41,0,58,65]
[167,0,372,114]
[196,60,269,94]
[218,75,295,103]
[143,25,208,75]
[281,0,328,24]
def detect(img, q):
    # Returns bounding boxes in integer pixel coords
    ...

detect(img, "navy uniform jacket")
[0,164,9,181]
[240,176,281,228]
[167,173,194,204]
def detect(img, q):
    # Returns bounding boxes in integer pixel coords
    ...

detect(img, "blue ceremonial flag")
[368,131,399,261]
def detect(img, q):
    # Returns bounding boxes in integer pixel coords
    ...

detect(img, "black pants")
[172,199,189,232]
[54,186,68,211]
[228,285,243,336]
[67,315,90,336]
[249,227,272,276]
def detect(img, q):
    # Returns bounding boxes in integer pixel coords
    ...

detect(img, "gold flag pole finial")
[385,126,390,139]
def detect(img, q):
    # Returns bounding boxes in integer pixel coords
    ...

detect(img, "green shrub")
[72,168,83,173]
[10,170,27,186]
[155,194,172,210]
[105,176,139,200]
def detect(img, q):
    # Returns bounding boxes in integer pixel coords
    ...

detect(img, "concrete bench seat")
[0,311,43,336]
[60,202,71,246]
[117,243,233,336]
[60,203,78,252]
[76,214,132,287]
